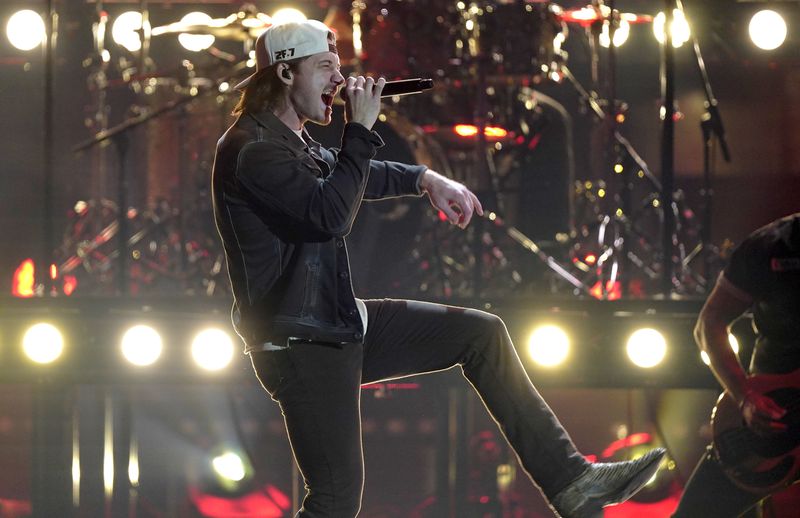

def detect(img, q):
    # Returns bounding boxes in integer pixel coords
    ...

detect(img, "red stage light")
[189,483,290,518]
[63,275,78,296]
[602,432,652,459]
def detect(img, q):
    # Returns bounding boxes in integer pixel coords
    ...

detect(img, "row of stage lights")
[20,321,236,371]
[526,323,738,369]
[16,317,736,374]
[5,7,306,53]
[4,7,792,54]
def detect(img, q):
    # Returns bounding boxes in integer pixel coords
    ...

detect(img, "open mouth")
[321,93,334,108]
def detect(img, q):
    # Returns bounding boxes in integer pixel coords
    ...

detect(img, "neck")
[272,97,304,131]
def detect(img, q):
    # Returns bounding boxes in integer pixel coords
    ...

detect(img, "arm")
[418,169,484,229]
[697,276,787,434]
[695,277,752,403]
[362,159,427,200]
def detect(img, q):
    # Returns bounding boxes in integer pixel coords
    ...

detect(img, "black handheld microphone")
[380,78,433,97]
[339,78,433,101]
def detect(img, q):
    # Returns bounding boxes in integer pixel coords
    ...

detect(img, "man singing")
[211,19,664,517]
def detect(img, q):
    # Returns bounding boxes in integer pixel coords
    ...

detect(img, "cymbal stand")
[559,58,665,297]
[42,0,57,296]
[659,1,677,296]
[681,0,731,289]
[573,1,635,297]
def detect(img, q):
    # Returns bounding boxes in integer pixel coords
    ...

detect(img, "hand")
[420,169,483,229]
[343,75,385,130]
[740,388,787,436]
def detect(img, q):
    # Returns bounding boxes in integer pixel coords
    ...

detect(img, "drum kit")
[62,0,712,299]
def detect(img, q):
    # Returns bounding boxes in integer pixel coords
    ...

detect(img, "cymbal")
[559,6,653,26]
[152,12,271,41]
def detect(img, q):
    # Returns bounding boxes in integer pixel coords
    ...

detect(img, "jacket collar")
[248,110,306,152]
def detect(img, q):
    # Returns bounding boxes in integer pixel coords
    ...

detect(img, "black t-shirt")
[723,214,800,364]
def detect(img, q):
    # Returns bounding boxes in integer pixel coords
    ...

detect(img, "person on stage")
[673,213,800,517]
[211,19,664,517]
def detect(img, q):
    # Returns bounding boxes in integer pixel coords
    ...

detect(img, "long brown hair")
[232,58,307,116]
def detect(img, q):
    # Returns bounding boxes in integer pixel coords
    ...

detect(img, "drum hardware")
[71,55,248,295]
[548,2,691,298]
[54,198,229,296]
[151,9,271,42]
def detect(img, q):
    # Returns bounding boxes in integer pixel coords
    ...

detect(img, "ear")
[278,64,292,84]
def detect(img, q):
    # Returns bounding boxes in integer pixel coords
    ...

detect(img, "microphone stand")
[681,0,731,289]
[42,0,56,296]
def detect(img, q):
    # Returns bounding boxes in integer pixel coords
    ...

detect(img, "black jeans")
[671,447,764,518]
[250,299,588,517]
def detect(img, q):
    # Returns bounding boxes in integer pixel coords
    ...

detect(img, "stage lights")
[191,328,235,371]
[121,325,163,366]
[600,19,630,48]
[6,9,45,51]
[111,11,143,52]
[270,8,307,25]
[212,451,248,489]
[177,12,215,52]
[626,328,667,368]
[653,9,690,48]
[749,10,787,50]
[22,323,64,364]
[527,324,570,367]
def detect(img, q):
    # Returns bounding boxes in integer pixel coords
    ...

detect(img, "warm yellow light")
[129,439,139,486]
[212,452,246,482]
[528,325,570,367]
[653,9,690,48]
[191,328,235,371]
[178,12,215,52]
[626,328,667,368]
[112,11,143,52]
[600,19,630,48]
[453,124,508,138]
[23,323,64,364]
[121,325,163,366]
[6,10,45,51]
[749,10,787,50]
[271,8,307,25]
[454,124,479,137]
[484,126,508,138]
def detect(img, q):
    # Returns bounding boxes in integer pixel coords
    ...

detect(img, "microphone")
[339,78,433,101]
[380,78,433,97]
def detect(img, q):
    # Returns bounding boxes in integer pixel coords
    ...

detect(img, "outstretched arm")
[419,169,484,229]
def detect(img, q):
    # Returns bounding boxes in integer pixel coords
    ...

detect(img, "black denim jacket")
[212,110,426,349]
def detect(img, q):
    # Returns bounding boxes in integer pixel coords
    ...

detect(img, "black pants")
[250,299,588,517]
[671,447,764,518]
